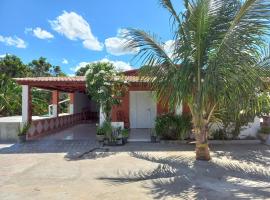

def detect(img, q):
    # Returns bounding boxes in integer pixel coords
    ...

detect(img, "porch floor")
[128,128,151,142]
[40,123,96,141]
[38,124,151,142]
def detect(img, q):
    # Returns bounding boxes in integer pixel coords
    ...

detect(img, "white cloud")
[71,58,132,72]
[100,58,132,71]
[105,29,139,56]
[50,11,103,51]
[62,58,68,64]
[164,40,175,58]
[0,35,27,48]
[32,27,54,39]
[70,62,89,72]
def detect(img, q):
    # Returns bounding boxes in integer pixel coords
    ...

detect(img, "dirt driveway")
[0,142,269,200]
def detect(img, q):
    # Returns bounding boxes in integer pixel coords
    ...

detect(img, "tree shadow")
[212,144,270,166]
[98,152,270,199]
[64,147,118,161]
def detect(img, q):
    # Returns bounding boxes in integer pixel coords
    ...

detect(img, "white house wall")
[239,117,260,139]
[73,92,98,114]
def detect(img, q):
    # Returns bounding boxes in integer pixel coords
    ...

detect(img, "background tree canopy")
[0,54,66,117]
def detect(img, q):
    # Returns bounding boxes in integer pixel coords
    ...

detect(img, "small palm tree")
[124,0,270,160]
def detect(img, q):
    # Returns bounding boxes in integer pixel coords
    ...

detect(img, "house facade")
[14,69,186,140]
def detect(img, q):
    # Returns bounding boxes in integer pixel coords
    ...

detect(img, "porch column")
[22,85,32,124]
[69,93,74,114]
[52,90,59,117]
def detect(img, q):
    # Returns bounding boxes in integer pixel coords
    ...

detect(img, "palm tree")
[124,0,270,160]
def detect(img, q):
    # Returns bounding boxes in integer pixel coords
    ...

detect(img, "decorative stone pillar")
[69,93,74,114]
[22,85,32,124]
[52,90,59,117]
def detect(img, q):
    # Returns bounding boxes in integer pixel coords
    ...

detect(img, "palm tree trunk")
[194,125,211,161]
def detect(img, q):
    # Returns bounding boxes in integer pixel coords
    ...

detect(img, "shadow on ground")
[0,140,270,199]
[98,150,270,199]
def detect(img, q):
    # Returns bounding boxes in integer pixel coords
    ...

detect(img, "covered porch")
[15,76,98,140]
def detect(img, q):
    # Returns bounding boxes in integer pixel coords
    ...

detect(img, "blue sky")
[0,0,183,75]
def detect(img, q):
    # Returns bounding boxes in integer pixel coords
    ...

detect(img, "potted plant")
[257,126,270,143]
[18,123,30,143]
[96,126,105,142]
[121,129,129,144]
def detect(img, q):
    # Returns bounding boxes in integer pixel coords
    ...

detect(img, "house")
[13,69,188,140]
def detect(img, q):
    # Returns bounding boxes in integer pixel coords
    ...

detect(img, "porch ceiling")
[14,76,86,92]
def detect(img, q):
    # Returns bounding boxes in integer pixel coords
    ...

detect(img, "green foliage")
[18,123,31,136]
[0,54,66,117]
[28,57,65,77]
[125,0,270,143]
[155,114,192,140]
[0,74,22,116]
[258,126,270,135]
[121,129,129,138]
[210,129,228,140]
[75,64,92,76]
[85,62,128,121]
[0,54,31,78]
[96,126,106,135]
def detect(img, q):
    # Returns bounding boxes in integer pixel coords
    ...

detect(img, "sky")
[0,0,183,75]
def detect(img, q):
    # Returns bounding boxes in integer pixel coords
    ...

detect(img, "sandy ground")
[0,143,269,200]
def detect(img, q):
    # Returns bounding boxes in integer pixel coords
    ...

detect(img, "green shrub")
[155,114,192,140]
[211,129,228,140]
[96,126,106,135]
[121,129,129,138]
[96,121,113,136]
[258,126,270,135]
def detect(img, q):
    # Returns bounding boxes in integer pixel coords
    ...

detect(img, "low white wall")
[0,122,20,142]
[210,117,261,139]
[73,92,98,114]
[239,117,260,139]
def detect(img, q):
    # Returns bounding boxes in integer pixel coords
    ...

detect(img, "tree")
[0,74,22,116]
[85,62,127,122]
[0,54,31,77]
[50,65,66,77]
[0,54,66,117]
[28,57,52,77]
[75,65,91,76]
[124,0,270,160]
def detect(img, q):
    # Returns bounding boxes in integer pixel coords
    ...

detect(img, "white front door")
[130,91,157,128]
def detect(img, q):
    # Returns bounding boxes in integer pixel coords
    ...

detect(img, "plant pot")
[258,133,269,143]
[151,136,157,143]
[96,134,105,142]
[122,137,128,144]
[18,135,26,143]
[104,138,124,146]
[117,138,123,145]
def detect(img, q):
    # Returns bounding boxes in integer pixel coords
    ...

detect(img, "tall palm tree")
[124,0,270,160]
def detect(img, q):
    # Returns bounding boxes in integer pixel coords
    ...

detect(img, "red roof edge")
[123,69,139,76]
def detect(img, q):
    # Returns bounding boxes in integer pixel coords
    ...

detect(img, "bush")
[121,129,129,138]
[155,114,192,140]
[210,129,229,140]
[258,126,270,135]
